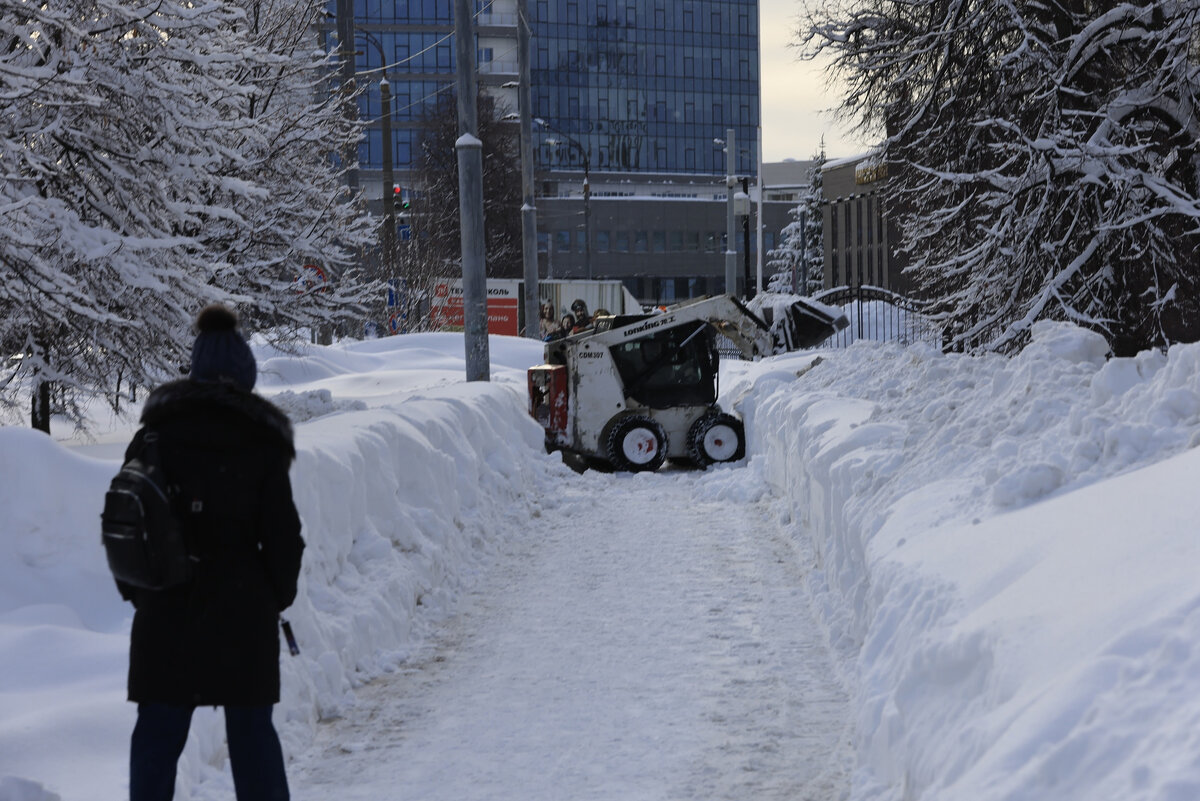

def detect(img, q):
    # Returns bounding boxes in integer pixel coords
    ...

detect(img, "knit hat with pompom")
[189,305,257,391]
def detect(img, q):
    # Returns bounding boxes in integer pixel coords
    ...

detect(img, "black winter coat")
[118,379,304,706]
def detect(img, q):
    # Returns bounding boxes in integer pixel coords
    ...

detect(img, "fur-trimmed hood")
[141,379,295,460]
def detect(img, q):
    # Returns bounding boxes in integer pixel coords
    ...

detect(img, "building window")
[634,231,649,252]
[669,231,684,251]
[616,231,630,253]
[652,231,666,252]
[597,231,611,252]
[555,230,570,253]
[687,231,700,251]
[576,230,587,253]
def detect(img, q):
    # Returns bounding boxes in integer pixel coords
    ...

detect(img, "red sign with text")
[431,279,521,336]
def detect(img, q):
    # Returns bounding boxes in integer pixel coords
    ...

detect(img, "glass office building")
[334,0,760,180]
[330,0,774,302]
[531,0,759,178]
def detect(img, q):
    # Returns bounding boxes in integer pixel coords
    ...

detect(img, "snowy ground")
[2,318,1200,801]
[293,468,852,801]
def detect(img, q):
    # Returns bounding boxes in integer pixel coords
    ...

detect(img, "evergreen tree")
[767,153,826,296]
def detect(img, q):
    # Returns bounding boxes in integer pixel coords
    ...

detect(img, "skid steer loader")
[527,294,847,472]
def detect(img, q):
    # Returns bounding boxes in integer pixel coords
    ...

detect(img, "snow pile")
[0,334,547,801]
[4,321,1200,801]
[729,321,1200,800]
[267,389,366,423]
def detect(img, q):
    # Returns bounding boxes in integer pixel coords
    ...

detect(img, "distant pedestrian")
[116,304,304,801]
[570,299,592,332]
[557,313,577,338]
[538,301,558,339]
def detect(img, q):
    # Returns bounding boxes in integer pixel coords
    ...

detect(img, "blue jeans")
[130,703,289,801]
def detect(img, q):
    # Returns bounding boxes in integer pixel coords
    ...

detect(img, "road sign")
[296,264,327,294]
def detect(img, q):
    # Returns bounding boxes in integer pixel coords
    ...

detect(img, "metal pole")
[724,127,736,296]
[755,125,763,295]
[742,176,752,300]
[380,76,396,281]
[454,0,489,380]
[583,155,591,280]
[335,0,358,191]
[517,0,540,338]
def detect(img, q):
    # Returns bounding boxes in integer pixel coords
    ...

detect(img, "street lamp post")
[536,118,591,280]
[379,76,396,280]
[724,129,737,296]
[356,32,397,283]
[740,176,752,300]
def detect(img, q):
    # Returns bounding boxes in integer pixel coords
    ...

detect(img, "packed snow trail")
[292,463,852,801]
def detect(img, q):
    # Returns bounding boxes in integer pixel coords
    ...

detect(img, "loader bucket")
[775,298,849,351]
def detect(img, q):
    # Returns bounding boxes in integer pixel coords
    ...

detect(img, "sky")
[3,312,1200,800]
[759,0,866,162]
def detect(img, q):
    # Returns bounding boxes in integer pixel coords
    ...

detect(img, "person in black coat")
[118,305,304,801]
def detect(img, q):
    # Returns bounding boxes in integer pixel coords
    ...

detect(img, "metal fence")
[812,285,942,349]
[717,285,941,359]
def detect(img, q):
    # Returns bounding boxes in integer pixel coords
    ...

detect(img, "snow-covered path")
[292,465,852,801]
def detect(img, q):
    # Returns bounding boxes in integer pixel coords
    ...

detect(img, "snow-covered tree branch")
[0,0,375,430]
[804,0,1200,354]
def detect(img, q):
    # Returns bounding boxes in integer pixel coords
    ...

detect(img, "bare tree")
[410,90,524,281]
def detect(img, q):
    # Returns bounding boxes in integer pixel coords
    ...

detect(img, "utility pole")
[335,0,358,192]
[517,0,540,338]
[755,125,764,296]
[380,75,396,282]
[724,127,737,296]
[742,176,752,300]
[454,0,489,381]
[583,161,591,280]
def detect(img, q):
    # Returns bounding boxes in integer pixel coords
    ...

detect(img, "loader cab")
[608,322,719,408]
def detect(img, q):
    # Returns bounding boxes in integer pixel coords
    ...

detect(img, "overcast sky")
[759,0,866,163]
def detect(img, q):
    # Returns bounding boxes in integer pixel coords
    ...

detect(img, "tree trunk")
[31,379,51,434]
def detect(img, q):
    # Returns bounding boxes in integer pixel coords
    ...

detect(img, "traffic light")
[394,185,411,225]
[393,185,412,215]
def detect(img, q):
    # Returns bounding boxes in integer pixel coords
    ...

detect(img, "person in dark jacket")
[118,304,304,801]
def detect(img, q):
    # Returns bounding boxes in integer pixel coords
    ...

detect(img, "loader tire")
[606,415,668,473]
[687,413,745,467]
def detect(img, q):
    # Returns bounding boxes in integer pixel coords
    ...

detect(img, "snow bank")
[0,334,548,801]
[731,321,1200,801]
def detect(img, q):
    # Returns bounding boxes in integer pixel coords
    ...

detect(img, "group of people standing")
[539,298,608,341]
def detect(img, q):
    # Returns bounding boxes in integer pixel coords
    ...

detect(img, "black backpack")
[101,429,194,590]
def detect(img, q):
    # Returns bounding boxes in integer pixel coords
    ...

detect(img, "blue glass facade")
[336,0,760,178]
[333,0,459,172]
[530,0,759,177]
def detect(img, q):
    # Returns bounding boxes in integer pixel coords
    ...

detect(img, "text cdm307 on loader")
[528,294,847,472]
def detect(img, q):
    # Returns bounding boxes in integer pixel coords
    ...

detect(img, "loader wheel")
[606,415,668,473]
[687,413,746,467]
